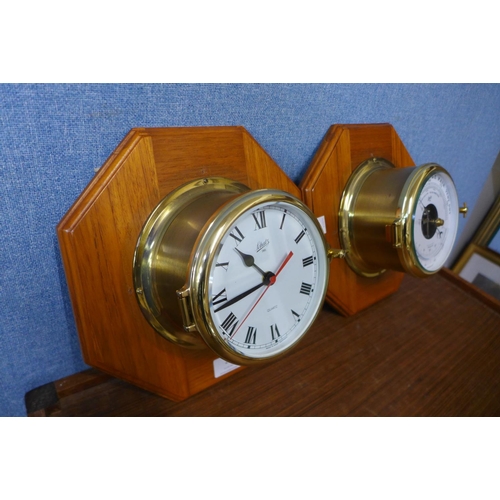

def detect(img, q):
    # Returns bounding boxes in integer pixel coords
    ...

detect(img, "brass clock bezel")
[187,189,331,366]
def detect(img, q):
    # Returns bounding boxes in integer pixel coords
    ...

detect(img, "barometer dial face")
[196,195,329,363]
[412,170,459,272]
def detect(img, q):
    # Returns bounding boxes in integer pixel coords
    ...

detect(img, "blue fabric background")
[1,83,499,416]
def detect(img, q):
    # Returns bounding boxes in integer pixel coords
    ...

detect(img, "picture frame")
[471,195,500,248]
[453,243,500,302]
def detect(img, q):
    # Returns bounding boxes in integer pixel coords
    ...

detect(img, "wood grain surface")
[31,270,500,416]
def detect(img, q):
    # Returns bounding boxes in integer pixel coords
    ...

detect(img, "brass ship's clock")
[133,177,332,366]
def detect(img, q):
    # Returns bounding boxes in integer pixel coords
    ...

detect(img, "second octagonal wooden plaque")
[300,123,415,316]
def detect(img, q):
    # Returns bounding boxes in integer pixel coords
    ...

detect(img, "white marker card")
[317,215,327,234]
[213,358,240,378]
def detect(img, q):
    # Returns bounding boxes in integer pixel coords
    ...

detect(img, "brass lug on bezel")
[459,202,468,218]
[327,248,347,260]
[176,286,197,333]
[388,217,404,249]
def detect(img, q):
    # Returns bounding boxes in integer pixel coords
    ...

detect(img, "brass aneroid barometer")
[339,158,465,278]
[300,123,467,316]
[133,177,333,366]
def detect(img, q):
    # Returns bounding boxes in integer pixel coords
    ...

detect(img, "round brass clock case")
[339,158,460,278]
[133,177,247,349]
[133,177,331,366]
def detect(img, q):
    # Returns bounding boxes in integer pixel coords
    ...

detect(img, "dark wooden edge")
[27,369,112,416]
[25,383,59,416]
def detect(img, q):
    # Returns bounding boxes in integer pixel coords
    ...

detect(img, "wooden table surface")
[28,270,500,416]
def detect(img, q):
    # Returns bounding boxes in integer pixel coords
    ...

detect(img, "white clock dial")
[412,170,459,272]
[207,200,328,360]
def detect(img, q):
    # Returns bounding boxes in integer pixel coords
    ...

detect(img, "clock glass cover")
[189,191,330,364]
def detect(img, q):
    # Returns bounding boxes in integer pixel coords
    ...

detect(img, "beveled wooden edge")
[57,126,264,233]
[300,125,344,202]
[144,125,245,135]
[241,127,301,197]
[57,129,146,233]
[58,126,299,235]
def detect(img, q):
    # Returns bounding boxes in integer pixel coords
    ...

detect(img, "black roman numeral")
[300,282,313,295]
[270,324,280,341]
[244,326,257,345]
[221,312,238,335]
[295,230,305,244]
[279,210,287,230]
[291,309,300,321]
[212,288,227,306]
[302,256,314,267]
[252,210,267,230]
[216,261,229,271]
[229,226,245,245]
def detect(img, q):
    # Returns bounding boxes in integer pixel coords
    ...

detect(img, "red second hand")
[231,251,293,339]
[274,250,294,277]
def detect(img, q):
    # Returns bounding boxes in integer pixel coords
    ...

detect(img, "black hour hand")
[234,248,267,276]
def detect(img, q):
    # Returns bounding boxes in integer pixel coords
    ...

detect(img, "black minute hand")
[213,270,276,313]
[213,282,266,313]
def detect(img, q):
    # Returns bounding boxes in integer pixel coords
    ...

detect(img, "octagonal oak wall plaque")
[58,127,302,401]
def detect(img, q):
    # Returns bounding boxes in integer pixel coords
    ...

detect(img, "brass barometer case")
[133,177,333,366]
[339,158,463,278]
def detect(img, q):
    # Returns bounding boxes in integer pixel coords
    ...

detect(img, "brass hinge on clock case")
[176,286,197,333]
[387,217,405,249]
